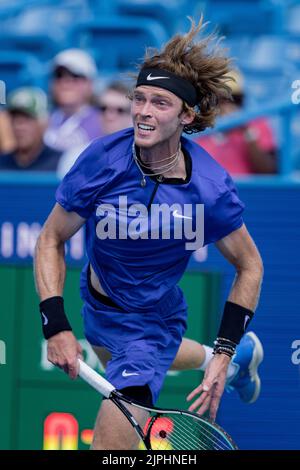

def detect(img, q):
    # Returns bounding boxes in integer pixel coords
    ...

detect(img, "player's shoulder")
[97,127,133,162]
[75,127,134,172]
[183,136,232,192]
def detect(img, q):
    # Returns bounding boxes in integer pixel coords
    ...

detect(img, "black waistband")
[87,265,121,309]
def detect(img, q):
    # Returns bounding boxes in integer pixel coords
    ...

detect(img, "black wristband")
[39,296,72,340]
[217,301,254,345]
[213,338,236,358]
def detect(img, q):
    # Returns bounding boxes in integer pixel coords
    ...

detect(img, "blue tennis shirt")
[56,128,244,311]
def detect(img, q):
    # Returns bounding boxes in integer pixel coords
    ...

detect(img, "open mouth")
[137,123,155,132]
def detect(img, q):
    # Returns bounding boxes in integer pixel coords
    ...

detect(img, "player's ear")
[179,103,195,126]
[180,110,195,125]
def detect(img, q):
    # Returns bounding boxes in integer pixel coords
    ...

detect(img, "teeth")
[138,124,155,131]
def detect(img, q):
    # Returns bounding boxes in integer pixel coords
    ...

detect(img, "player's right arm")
[34,203,86,378]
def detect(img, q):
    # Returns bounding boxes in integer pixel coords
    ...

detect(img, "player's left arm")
[187,223,263,419]
[215,222,263,310]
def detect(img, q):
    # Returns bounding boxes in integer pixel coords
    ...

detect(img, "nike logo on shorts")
[122,369,140,377]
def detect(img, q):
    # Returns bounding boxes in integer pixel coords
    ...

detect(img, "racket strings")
[149,413,234,450]
[149,418,200,450]
[154,422,207,450]
[174,415,233,450]
[163,418,208,450]
[172,415,230,450]
[155,421,217,450]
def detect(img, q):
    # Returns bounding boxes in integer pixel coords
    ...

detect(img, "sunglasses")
[232,93,244,107]
[98,105,131,114]
[53,68,86,81]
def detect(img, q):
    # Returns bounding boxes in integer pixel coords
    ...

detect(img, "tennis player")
[34,18,264,450]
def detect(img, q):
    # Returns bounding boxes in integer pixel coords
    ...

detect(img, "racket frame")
[78,359,238,450]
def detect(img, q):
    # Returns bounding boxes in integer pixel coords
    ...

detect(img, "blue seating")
[0,52,45,94]
[0,0,63,23]
[205,0,283,35]
[223,36,252,65]
[234,35,296,103]
[285,3,300,35]
[0,1,91,45]
[240,35,288,71]
[115,0,188,35]
[69,17,168,73]
[284,3,300,68]
[241,64,295,105]
[0,33,61,62]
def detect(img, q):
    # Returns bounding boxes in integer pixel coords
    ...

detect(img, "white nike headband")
[136,68,197,107]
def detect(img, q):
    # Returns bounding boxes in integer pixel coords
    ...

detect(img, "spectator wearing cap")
[196,70,277,175]
[57,80,133,178]
[98,81,132,136]
[44,49,102,153]
[0,87,61,171]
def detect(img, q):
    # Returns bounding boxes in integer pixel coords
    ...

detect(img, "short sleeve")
[56,139,111,219]
[204,172,245,245]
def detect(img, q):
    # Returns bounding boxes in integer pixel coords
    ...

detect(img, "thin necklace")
[132,143,181,187]
[140,147,179,166]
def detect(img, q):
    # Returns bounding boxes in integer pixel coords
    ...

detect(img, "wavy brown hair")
[135,17,234,134]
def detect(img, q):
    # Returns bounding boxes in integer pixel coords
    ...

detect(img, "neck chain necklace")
[132,143,182,187]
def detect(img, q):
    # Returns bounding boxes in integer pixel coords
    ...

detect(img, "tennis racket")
[78,359,238,450]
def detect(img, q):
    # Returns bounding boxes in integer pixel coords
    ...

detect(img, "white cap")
[53,48,97,80]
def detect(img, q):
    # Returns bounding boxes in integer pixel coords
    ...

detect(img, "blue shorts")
[80,264,188,405]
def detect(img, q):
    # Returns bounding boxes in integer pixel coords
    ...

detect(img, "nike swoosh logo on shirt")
[146,73,170,81]
[122,370,140,377]
[172,209,192,220]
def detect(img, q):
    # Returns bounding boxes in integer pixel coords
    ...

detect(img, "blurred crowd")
[196,71,277,175]
[0,48,278,178]
[0,48,132,178]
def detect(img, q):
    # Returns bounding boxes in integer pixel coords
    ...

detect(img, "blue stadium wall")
[190,179,300,450]
[0,175,300,449]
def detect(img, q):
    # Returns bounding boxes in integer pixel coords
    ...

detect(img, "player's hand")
[47,330,83,379]
[186,353,231,420]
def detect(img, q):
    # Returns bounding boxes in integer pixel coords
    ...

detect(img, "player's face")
[132,86,185,151]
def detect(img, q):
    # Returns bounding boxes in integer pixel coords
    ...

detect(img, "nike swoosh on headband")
[146,73,170,81]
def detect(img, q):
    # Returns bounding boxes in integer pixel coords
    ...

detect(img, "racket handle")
[78,358,115,398]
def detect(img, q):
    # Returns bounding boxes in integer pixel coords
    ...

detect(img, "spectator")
[98,81,132,135]
[0,87,61,171]
[44,49,102,153]
[0,110,16,154]
[196,70,277,175]
[57,81,132,178]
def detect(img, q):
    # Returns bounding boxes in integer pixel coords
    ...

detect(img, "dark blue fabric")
[81,263,187,404]
[56,127,244,311]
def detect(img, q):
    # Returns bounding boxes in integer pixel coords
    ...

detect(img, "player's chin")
[134,130,156,147]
